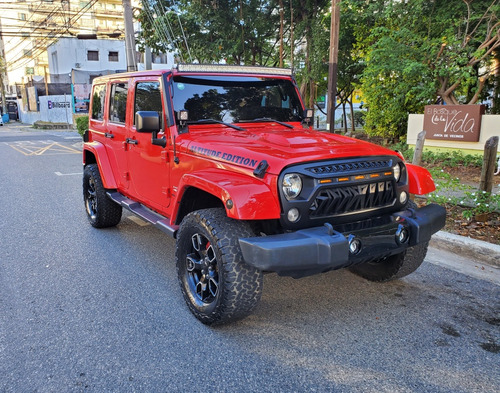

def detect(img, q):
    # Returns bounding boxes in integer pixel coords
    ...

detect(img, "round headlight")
[282,173,302,200]
[393,163,401,182]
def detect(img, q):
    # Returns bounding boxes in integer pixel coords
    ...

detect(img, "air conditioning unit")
[75,63,81,68]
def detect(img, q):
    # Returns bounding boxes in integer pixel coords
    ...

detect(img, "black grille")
[306,160,392,175]
[309,180,395,217]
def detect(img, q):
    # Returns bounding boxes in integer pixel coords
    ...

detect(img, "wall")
[48,38,127,77]
[18,95,73,125]
[407,114,500,154]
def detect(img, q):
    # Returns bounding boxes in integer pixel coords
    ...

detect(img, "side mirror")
[136,111,160,133]
[136,111,166,148]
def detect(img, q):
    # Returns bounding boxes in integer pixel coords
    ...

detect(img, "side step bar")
[107,191,178,238]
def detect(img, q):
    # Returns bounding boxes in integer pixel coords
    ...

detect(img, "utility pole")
[145,46,152,70]
[279,0,284,67]
[123,0,137,72]
[326,0,340,132]
[290,1,293,68]
[0,57,6,115]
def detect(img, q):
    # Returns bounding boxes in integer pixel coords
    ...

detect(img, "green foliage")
[361,26,435,138]
[75,116,89,138]
[352,110,366,127]
[357,0,500,138]
[389,142,483,168]
[139,1,277,65]
[462,191,500,217]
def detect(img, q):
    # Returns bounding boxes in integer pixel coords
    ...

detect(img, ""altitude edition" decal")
[189,145,258,167]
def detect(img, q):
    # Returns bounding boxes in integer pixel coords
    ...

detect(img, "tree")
[358,0,500,139]
[138,0,281,65]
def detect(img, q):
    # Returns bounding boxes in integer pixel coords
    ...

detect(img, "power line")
[141,0,190,62]
[142,0,178,57]
[171,0,192,62]
[5,0,100,72]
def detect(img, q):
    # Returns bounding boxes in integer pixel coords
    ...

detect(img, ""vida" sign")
[423,105,485,142]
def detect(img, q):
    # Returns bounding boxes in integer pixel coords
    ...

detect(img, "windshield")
[172,75,304,124]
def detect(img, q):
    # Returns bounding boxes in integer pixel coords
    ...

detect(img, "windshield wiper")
[250,118,295,129]
[192,119,246,131]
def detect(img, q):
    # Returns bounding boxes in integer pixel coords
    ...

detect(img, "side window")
[91,84,106,121]
[109,83,128,124]
[134,81,162,126]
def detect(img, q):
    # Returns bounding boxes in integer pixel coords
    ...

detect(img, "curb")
[430,231,500,268]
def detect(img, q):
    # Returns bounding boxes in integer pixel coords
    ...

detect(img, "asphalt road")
[0,123,499,393]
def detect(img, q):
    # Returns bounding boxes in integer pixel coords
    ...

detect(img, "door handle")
[125,138,138,145]
[104,132,114,138]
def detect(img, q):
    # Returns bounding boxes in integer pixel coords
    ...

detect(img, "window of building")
[19,13,27,21]
[87,50,99,61]
[134,82,162,126]
[91,84,106,121]
[108,51,119,62]
[23,49,32,57]
[109,83,128,124]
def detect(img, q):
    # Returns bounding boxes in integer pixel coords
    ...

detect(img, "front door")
[126,78,170,212]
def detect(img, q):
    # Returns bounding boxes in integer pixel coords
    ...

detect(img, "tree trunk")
[342,102,347,134]
[349,97,355,133]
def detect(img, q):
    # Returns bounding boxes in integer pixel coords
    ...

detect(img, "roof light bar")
[176,64,292,76]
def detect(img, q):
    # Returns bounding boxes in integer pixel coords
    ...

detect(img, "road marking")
[55,172,83,176]
[7,141,81,155]
[127,216,150,226]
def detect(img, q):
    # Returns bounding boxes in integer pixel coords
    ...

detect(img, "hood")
[184,124,400,175]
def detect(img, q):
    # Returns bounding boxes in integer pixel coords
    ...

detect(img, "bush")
[388,142,483,168]
[75,116,89,138]
[353,110,366,127]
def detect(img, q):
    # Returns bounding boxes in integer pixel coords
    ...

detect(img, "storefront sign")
[423,105,485,142]
[48,100,70,109]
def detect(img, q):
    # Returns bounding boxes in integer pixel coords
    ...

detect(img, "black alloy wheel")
[85,175,98,221]
[186,232,220,305]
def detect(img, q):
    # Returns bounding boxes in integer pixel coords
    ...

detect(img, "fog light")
[348,236,362,255]
[396,225,409,244]
[399,191,408,205]
[287,208,300,222]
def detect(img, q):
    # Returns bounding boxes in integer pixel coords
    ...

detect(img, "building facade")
[0,0,127,92]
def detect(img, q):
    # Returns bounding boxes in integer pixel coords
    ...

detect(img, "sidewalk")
[430,231,500,268]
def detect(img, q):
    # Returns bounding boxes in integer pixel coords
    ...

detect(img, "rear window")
[91,84,106,121]
[109,83,128,124]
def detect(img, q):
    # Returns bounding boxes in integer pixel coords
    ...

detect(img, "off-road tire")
[349,201,428,282]
[83,164,122,228]
[176,208,263,325]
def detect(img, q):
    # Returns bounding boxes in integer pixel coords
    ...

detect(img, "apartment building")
[0,0,127,93]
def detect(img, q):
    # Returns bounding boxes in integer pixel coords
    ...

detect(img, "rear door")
[126,77,171,211]
[89,81,129,190]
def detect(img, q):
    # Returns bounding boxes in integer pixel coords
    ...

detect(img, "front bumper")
[239,203,446,278]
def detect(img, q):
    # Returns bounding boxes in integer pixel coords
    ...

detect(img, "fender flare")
[83,142,117,189]
[406,163,436,195]
[175,168,280,220]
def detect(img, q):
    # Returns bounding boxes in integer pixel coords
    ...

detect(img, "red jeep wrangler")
[83,64,445,325]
